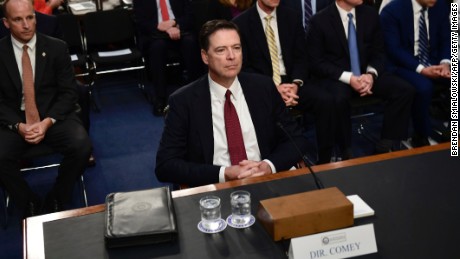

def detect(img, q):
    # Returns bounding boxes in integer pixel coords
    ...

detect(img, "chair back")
[57,13,86,54]
[82,8,137,52]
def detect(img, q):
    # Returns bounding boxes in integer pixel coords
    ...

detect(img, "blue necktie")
[347,13,360,76]
[304,0,313,32]
[418,7,430,67]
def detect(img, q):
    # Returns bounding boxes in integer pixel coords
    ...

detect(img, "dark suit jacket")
[155,72,308,187]
[0,33,78,127]
[380,0,450,72]
[133,0,195,37]
[306,4,385,80]
[232,5,307,82]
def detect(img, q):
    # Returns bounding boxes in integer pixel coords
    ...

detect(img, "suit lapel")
[239,74,268,157]
[34,34,47,91]
[192,76,215,164]
[407,1,415,48]
[277,8,290,59]
[248,7,271,63]
[330,6,348,55]
[0,36,22,94]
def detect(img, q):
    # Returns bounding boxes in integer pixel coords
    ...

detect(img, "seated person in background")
[133,0,204,116]
[380,0,450,147]
[155,20,308,187]
[34,0,63,14]
[306,0,415,158]
[280,0,334,34]
[1,3,95,165]
[0,0,92,217]
[207,0,253,21]
[233,0,336,164]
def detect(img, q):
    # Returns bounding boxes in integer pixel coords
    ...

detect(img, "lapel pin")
[42,52,46,57]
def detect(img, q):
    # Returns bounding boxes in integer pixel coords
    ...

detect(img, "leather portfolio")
[104,186,178,248]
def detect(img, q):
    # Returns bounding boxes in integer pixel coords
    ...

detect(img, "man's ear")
[201,49,209,65]
[2,18,10,30]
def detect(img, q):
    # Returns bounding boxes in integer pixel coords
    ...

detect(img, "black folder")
[104,186,178,248]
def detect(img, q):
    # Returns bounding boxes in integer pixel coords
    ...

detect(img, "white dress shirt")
[208,75,276,182]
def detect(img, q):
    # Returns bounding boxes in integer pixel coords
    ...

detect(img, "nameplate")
[288,224,377,259]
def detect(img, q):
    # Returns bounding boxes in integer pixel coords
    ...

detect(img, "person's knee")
[66,130,92,158]
[416,79,433,97]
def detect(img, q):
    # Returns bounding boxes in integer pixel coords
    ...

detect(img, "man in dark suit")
[0,0,91,217]
[380,0,450,147]
[133,0,204,116]
[156,20,308,187]
[281,0,334,32]
[1,4,95,165]
[233,0,337,164]
[306,0,414,156]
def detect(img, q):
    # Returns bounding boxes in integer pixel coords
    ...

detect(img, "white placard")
[347,195,375,219]
[288,224,378,259]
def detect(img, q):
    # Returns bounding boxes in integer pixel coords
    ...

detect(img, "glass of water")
[199,196,222,231]
[230,190,251,225]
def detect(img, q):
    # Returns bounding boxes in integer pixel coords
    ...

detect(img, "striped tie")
[303,0,313,32]
[418,7,430,67]
[264,15,281,86]
[22,45,40,124]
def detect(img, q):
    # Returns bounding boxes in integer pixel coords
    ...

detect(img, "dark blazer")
[232,5,307,82]
[379,0,450,72]
[0,33,78,127]
[155,72,308,187]
[133,0,195,37]
[306,4,385,80]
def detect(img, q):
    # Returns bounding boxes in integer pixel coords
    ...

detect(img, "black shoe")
[411,135,430,148]
[24,195,42,218]
[44,192,64,214]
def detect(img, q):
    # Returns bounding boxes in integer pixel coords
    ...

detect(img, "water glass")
[199,196,222,230]
[230,190,251,225]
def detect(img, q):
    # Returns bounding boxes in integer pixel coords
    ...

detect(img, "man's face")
[3,0,36,44]
[257,0,280,13]
[337,0,363,10]
[201,29,242,87]
[416,0,437,8]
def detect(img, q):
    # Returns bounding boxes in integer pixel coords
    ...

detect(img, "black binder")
[104,186,178,248]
